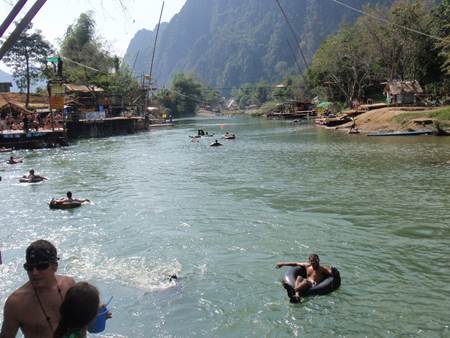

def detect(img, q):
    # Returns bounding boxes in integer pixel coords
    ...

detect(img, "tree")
[95,63,138,99]
[59,12,139,100]
[231,81,273,108]
[254,81,271,105]
[357,1,443,84]
[2,24,53,108]
[433,0,450,75]
[308,25,379,105]
[60,12,113,84]
[441,32,450,75]
[156,73,203,117]
[232,83,254,108]
[200,84,221,107]
[307,0,450,103]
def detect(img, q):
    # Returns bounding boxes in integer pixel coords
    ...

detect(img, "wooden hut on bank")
[64,84,104,114]
[383,80,423,106]
[0,82,12,93]
[266,100,315,119]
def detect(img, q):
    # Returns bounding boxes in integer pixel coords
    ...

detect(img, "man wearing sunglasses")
[1,240,75,338]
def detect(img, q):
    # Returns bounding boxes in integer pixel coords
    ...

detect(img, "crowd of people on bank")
[0,112,64,133]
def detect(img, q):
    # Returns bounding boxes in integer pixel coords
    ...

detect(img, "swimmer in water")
[25,169,47,181]
[52,191,90,204]
[210,140,222,147]
[7,156,23,164]
[276,254,332,303]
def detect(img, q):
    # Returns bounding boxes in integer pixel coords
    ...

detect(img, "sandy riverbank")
[335,106,450,133]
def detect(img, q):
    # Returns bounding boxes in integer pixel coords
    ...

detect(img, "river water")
[1,116,449,337]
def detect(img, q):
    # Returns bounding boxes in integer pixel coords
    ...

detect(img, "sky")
[0,0,187,72]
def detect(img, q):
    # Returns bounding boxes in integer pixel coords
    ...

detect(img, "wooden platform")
[66,117,147,139]
[266,110,315,119]
[0,129,67,149]
[149,122,175,128]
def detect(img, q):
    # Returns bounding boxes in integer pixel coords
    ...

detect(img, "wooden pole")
[0,0,47,61]
[148,1,165,101]
[0,0,28,39]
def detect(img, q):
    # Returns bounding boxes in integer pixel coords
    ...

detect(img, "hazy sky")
[0,0,187,71]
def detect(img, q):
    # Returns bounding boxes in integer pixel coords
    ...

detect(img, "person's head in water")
[66,191,72,199]
[54,282,100,338]
[24,240,59,287]
[29,169,35,175]
[308,254,320,269]
[10,156,13,161]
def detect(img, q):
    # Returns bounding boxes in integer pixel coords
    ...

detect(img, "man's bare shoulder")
[56,274,76,289]
[56,274,75,282]
[4,282,33,310]
[8,282,33,297]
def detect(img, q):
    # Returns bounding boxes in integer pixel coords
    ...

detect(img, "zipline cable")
[274,0,309,70]
[328,0,449,43]
[60,56,101,73]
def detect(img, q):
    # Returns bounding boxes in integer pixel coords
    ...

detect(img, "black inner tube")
[282,266,341,302]
[49,201,82,209]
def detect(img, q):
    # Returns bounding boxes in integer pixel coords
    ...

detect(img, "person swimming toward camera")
[210,139,222,147]
[7,156,23,164]
[24,169,47,181]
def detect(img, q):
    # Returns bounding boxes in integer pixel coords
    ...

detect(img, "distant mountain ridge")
[0,69,18,91]
[123,0,394,90]
[0,69,12,83]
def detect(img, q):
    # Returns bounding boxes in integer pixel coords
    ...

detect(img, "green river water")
[1,116,449,337]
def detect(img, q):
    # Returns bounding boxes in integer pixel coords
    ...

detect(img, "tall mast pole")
[148,1,165,100]
[0,0,28,39]
[0,0,47,61]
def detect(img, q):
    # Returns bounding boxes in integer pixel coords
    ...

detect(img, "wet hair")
[29,169,35,175]
[26,240,58,265]
[66,191,72,198]
[54,282,100,338]
[309,254,319,262]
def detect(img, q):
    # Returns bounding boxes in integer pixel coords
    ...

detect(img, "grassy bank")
[393,106,450,128]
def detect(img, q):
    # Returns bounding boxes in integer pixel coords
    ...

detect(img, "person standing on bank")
[0,240,76,338]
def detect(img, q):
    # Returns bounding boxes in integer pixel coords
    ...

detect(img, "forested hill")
[123,0,393,89]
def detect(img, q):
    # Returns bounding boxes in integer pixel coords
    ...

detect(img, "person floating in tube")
[276,254,332,302]
[52,191,90,204]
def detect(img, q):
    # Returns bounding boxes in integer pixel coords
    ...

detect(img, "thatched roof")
[384,80,423,95]
[64,84,104,93]
[0,93,48,114]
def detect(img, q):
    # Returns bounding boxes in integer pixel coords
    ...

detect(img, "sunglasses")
[23,262,51,272]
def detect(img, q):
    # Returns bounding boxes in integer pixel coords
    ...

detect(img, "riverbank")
[215,104,450,135]
[335,106,450,133]
[1,116,450,337]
